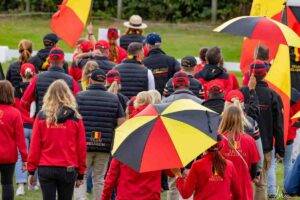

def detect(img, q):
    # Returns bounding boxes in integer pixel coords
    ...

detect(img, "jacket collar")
[87,84,107,91]
[122,59,142,65]
[148,48,166,56]
[173,89,195,96]
[48,66,65,73]
[256,80,268,87]
[94,55,109,61]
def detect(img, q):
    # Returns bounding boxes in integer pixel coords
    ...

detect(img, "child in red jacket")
[0,80,27,200]
[219,105,260,200]
[173,137,242,200]
[27,80,86,200]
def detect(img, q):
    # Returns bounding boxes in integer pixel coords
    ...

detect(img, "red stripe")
[140,117,182,172]
[51,5,84,47]
[134,105,159,117]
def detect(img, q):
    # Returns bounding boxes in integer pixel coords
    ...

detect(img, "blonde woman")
[27,80,86,200]
[148,90,161,104]
[81,61,99,90]
[106,69,128,110]
[219,105,260,200]
[6,39,33,99]
[131,91,152,117]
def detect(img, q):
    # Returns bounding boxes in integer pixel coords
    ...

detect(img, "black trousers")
[0,164,15,200]
[38,167,77,200]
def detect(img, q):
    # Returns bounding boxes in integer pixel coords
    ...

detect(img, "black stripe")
[113,118,157,171]
[221,17,262,37]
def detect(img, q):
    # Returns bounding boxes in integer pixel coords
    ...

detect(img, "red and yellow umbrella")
[112,99,219,172]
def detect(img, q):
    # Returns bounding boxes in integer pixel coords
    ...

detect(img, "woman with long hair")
[219,105,260,200]
[6,39,33,99]
[106,69,128,111]
[27,80,86,200]
[107,27,127,64]
[148,90,161,104]
[172,137,242,200]
[0,80,27,200]
[131,91,152,118]
[81,61,99,91]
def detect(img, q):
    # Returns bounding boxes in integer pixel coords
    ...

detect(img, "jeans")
[86,167,93,193]
[267,150,277,196]
[0,164,15,200]
[15,128,32,184]
[283,143,294,179]
[74,152,109,200]
[38,166,77,200]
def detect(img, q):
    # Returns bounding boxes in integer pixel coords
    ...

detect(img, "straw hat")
[124,15,147,29]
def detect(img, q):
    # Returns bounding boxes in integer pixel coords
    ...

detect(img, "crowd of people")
[0,14,300,200]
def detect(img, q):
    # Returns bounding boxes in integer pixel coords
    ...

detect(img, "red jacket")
[102,158,161,200]
[14,98,34,126]
[229,73,239,90]
[27,109,87,176]
[176,154,242,200]
[0,105,27,164]
[69,66,82,82]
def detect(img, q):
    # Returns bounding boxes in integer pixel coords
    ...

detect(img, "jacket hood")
[148,48,166,55]
[57,107,76,123]
[199,64,227,81]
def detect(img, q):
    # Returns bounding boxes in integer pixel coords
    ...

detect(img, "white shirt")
[147,70,155,90]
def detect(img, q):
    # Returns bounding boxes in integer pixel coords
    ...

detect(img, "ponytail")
[211,150,227,178]
[108,39,119,63]
[107,81,120,94]
[18,40,32,64]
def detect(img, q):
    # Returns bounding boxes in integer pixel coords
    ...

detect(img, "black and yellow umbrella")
[112,99,219,172]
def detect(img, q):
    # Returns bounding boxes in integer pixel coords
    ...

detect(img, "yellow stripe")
[266,44,291,98]
[66,0,92,24]
[161,99,216,115]
[111,116,157,154]
[271,19,300,47]
[295,48,300,62]
[292,111,300,119]
[213,16,249,32]
[250,0,285,17]
[161,117,216,166]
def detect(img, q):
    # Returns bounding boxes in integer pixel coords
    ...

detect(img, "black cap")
[43,33,59,46]
[90,69,106,82]
[181,56,197,68]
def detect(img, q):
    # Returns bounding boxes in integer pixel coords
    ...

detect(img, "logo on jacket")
[92,131,102,142]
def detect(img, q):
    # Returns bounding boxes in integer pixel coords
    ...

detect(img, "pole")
[117,0,122,19]
[211,0,217,24]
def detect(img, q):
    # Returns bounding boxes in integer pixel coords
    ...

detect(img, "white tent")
[287,0,300,7]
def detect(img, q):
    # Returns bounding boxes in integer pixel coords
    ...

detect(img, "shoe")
[268,194,276,200]
[16,184,25,196]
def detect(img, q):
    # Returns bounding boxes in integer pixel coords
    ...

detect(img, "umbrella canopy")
[112,99,219,172]
[214,16,300,47]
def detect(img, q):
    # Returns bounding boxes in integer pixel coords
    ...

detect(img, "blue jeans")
[283,143,294,179]
[267,150,277,196]
[15,128,32,184]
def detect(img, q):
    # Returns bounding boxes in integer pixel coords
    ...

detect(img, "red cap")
[205,79,225,95]
[225,90,244,103]
[107,27,119,40]
[172,72,190,88]
[20,63,36,77]
[80,41,94,53]
[95,40,109,49]
[250,59,268,76]
[49,47,64,62]
[106,69,121,84]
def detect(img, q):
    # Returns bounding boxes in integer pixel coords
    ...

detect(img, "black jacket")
[76,84,125,152]
[115,59,149,99]
[120,34,145,50]
[240,87,260,122]
[163,74,203,98]
[6,61,23,98]
[76,55,115,74]
[143,48,180,94]
[36,66,74,114]
[117,93,129,111]
[30,48,68,73]
[194,64,229,81]
[0,63,4,80]
[202,98,225,114]
[242,81,284,157]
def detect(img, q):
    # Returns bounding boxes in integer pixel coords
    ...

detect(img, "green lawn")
[0,17,242,62]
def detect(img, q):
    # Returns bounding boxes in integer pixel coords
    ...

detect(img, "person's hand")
[248,73,257,90]
[75,180,84,188]
[276,153,283,163]
[87,22,93,35]
[28,175,36,187]
[22,162,27,172]
[171,168,182,178]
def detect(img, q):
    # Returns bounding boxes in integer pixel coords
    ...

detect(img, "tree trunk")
[117,0,122,19]
[211,0,217,24]
[25,0,30,13]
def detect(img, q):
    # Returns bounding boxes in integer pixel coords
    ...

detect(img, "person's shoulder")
[8,61,20,69]
[241,133,256,144]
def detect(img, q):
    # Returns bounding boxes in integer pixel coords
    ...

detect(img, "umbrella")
[214,16,300,47]
[112,99,219,172]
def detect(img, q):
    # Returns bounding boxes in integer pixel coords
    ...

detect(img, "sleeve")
[77,119,87,178]
[15,111,28,162]
[255,138,264,171]
[20,76,37,112]
[176,164,198,199]
[240,87,260,122]
[272,93,285,158]
[163,79,173,97]
[101,159,121,200]
[72,79,81,95]
[147,70,156,90]
[250,137,261,164]
[173,58,181,72]
[27,119,42,174]
[229,73,239,90]
[230,163,243,200]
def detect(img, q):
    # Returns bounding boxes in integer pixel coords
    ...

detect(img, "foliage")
[0,0,252,21]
